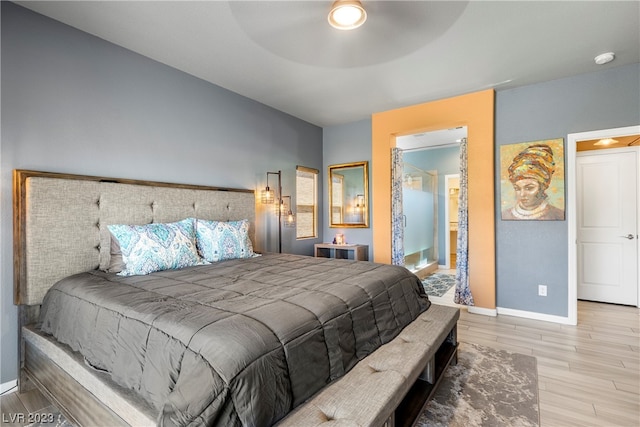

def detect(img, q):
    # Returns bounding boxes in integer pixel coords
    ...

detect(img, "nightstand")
[314,243,369,261]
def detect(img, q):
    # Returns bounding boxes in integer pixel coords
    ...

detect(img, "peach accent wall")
[372,90,496,310]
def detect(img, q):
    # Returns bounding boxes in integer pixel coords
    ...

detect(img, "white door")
[577,148,638,305]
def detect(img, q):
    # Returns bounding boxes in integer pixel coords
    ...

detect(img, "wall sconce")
[262,171,282,253]
[350,194,365,216]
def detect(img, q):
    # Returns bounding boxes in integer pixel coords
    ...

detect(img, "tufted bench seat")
[276,304,460,427]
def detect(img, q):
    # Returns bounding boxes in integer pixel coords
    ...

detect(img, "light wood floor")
[431,284,639,427]
[0,387,58,427]
[1,300,638,427]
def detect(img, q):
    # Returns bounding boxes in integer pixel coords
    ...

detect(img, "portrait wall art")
[500,138,565,221]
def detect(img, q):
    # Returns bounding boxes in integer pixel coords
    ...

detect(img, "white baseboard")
[497,307,573,325]
[467,306,497,317]
[1,379,17,395]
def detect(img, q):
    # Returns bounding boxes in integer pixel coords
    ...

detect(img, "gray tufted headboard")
[14,170,256,306]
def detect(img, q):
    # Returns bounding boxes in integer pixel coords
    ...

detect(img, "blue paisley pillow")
[108,218,203,276]
[196,219,254,262]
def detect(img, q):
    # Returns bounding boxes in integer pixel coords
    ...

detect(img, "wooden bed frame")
[14,169,459,427]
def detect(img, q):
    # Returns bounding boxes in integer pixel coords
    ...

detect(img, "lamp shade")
[275,199,286,215]
[284,211,296,227]
[261,187,275,204]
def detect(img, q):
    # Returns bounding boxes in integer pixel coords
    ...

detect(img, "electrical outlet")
[538,285,547,297]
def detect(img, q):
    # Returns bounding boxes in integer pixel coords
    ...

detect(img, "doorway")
[576,147,638,305]
[371,89,496,312]
[567,125,640,323]
[396,127,465,282]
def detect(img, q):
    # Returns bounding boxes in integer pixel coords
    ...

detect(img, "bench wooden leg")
[419,324,458,383]
[447,325,458,366]
[419,358,435,384]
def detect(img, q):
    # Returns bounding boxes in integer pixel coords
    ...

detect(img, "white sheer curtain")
[454,138,474,305]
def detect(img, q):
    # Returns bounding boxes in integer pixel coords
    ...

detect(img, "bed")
[13,169,459,427]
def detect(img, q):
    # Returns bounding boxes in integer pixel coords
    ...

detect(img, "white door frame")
[567,125,640,325]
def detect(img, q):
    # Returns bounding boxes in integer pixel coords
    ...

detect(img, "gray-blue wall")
[322,119,373,260]
[495,63,640,316]
[1,2,322,386]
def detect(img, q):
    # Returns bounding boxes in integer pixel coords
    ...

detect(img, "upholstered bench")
[277,304,460,427]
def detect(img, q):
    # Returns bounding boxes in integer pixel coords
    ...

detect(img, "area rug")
[415,342,540,427]
[422,273,456,297]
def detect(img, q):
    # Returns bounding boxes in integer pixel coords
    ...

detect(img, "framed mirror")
[329,161,369,228]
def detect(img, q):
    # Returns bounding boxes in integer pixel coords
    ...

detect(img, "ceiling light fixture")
[594,52,615,65]
[328,0,367,30]
[593,138,619,146]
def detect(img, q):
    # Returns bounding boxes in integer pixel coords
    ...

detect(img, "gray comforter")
[39,253,430,426]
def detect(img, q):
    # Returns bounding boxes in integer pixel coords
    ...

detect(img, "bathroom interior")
[396,127,466,280]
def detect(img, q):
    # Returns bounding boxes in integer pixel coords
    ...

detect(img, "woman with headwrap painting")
[502,144,565,220]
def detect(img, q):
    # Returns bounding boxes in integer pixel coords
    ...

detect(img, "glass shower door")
[402,164,437,272]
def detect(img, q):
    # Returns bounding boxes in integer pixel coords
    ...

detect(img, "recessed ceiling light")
[328,0,367,30]
[594,52,615,65]
[594,138,619,146]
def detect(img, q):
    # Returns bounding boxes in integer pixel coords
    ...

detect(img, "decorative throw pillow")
[108,218,203,276]
[195,219,254,262]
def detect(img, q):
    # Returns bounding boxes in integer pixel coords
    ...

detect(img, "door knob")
[620,234,635,240]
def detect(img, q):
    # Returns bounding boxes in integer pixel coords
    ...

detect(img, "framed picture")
[500,138,565,220]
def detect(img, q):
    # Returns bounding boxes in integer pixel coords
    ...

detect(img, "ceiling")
[15,1,640,128]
